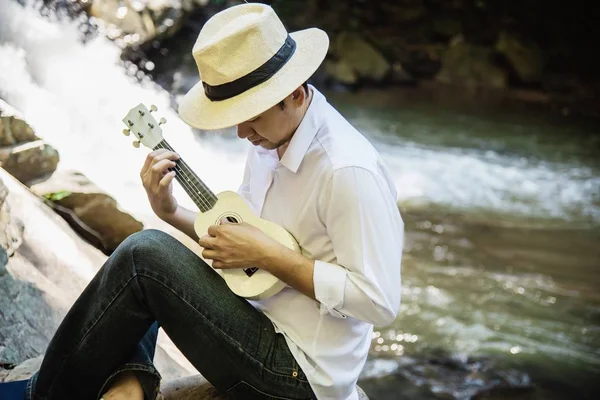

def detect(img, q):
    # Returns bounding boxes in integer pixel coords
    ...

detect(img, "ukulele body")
[193,190,300,300]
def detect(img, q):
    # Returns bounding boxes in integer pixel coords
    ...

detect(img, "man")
[0,3,403,400]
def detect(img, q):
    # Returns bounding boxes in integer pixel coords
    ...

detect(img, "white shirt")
[237,86,404,399]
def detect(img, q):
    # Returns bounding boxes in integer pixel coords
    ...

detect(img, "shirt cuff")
[313,260,347,319]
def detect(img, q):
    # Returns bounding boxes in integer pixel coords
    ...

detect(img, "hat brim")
[177,28,329,131]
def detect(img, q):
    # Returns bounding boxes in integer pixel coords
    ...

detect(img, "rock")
[397,45,444,79]
[2,360,371,400]
[0,168,104,366]
[1,357,209,396]
[325,60,359,85]
[496,31,543,83]
[359,353,533,400]
[436,35,507,89]
[433,17,462,38]
[0,140,59,186]
[0,168,106,301]
[0,247,8,268]
[0,100,59,185]
[0,355,43,382]
[0,100,38,146]
[159,375,225,399]
[381,1,426,22]
[159,377,371,400]
[357,385,370,399]
[31,170,143,254]
[89,0,187,47]
[391,62,416,84]
[2,364,222,398]
[332,32,391,82]
[0,169,193,380]
[0,242,76,366]
[0,177,24,257]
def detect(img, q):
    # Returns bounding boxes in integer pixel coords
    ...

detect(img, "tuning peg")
[133,140,141,148]
[150,105,158,112]
[159,117,167,125]
[122,128,131,136]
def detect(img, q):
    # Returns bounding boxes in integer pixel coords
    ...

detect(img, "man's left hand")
[198,220,276,269]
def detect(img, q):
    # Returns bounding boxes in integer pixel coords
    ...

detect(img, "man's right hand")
[140,149,180,220]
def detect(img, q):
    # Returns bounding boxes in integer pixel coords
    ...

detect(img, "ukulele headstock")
[122,104,166,149]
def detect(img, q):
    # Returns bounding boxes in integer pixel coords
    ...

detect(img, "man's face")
[236,88,307,150]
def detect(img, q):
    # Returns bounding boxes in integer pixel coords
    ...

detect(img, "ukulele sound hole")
[218,215,257,277]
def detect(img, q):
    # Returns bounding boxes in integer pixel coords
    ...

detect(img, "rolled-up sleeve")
[313,166,404,326]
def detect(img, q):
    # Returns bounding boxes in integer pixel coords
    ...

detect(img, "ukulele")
[122,103,300,300]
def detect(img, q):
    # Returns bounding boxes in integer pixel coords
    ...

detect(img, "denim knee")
[120,229,173,250]
[118,229,195,276]
[105,229,171,274]
[117,229,175,259]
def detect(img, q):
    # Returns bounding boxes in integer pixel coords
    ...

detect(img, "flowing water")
[331,91,600,399]
[1,1,599,398]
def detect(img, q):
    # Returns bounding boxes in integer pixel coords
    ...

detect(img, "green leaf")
[43,191,72,202]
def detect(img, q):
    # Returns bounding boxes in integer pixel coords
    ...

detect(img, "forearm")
[159,205,199,242]
[258,243,316,300]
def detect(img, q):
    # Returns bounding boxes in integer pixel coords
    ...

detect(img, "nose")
[237,122,252,139]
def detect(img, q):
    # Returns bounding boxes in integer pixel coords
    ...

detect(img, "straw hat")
[177,3,329,130]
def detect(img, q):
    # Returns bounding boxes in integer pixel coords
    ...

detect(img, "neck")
[277,88,313,159]
[153,139,218,212]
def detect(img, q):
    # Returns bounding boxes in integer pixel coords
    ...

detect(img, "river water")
[335,89,600,399]
[1,1,598,398]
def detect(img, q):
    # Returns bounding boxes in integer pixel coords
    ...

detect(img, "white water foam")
[0,0,247,221]
[378,140,600,224]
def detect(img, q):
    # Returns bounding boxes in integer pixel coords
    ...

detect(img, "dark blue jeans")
[26,229,314,399]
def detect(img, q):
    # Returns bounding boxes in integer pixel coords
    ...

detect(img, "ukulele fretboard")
[153,140,218,212]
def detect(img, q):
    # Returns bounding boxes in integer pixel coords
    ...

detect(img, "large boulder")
[0,169,102,366]
[496,31,543,84]
[324,60,359,85]
[0,356,43,382]
[0,100,38,146]
[2,358,371,400]
[159,376,369,400]
[0,177,23,257]
[436,36,507,89]
[88,0,193,46]
[0,357,224,399]
[0,101,59,186]
[0,140,59,186]
[31,169,143,254]
[0,169,193,381]
[331,32,391,83]
[391,62,416,84]
[159,375,225,399]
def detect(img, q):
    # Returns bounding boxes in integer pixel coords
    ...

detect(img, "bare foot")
[101,371,144,400]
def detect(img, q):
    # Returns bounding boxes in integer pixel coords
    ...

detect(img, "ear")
[290,86,305,104]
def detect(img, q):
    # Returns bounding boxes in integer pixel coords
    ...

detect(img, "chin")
[260,142,277,149]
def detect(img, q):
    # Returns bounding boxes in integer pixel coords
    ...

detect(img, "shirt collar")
[279,85,324,173]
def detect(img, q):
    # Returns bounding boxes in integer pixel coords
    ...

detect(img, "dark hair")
[277,81,309,110]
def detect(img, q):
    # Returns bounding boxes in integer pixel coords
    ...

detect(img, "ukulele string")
[158,140,219,205]
[154,143,212,211]
[154,144,211,211]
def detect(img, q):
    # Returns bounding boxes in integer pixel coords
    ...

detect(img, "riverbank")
[28,0,600,120]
